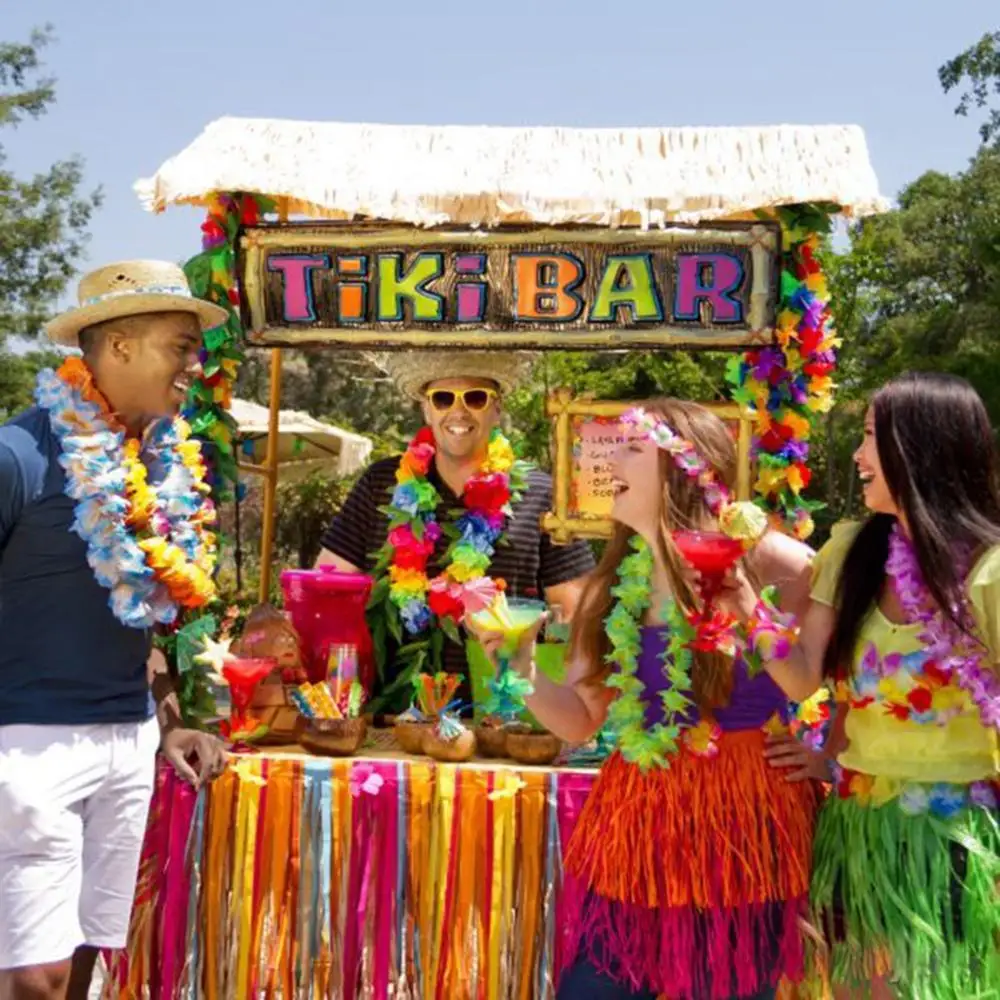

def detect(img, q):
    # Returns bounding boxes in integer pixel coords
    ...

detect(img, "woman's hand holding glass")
[467,610,549,680]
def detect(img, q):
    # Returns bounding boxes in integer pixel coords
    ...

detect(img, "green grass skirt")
[812,790,999,998]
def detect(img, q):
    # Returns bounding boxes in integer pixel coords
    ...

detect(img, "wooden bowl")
[297,717,368,757]
[394,720,431,756]
[475,724,508,758]
[506,730,562,766]
[424,727,476,763]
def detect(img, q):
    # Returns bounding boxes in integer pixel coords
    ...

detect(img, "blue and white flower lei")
[35,367,214,629]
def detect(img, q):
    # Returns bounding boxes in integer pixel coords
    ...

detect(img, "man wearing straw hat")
[316,350,595,713]
[0,261,228,999]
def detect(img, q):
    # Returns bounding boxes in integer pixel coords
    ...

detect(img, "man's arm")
[315,468,378,572]
[148,644,183,734]
[314,548,362,572]
[149,642,227,787]
[0,436,28,550]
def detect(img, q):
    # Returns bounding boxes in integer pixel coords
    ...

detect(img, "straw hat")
[370,350,534,401]
[45,260,230,347]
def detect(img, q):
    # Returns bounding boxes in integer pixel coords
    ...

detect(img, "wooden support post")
[257,348,283,603]
[257,197,288,603]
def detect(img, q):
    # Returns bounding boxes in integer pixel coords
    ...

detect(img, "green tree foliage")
[848,151,1000,412]
[940,30,1000,149]
[274,470,359,569]
[806,147,1000,536]
[237,349,412,454]
[0,27,102,341]
[0,348,62,419]
[504,351,730,467]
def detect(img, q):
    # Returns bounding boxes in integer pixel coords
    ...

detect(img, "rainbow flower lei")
[35,358,217,629]
[727,204,839,540]
[887,522,1000,732]
[184,191,275,495]
[604,535,697,770]
[369,426,530,682]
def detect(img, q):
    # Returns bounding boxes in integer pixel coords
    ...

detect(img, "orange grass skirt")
[561,730,819,999]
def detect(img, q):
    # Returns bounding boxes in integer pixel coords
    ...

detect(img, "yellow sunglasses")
[424,387,498,413]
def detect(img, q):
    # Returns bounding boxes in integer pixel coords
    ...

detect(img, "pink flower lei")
[622,408,730,516]
[886,521,1000,732]
[621,407,768,545]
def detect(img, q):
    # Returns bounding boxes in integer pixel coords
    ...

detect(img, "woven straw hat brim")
[372,350,534,401]
[45,294,229,347]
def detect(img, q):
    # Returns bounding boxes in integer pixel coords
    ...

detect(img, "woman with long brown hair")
[476,399,817,1000]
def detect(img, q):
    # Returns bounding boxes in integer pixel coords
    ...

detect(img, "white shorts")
[0,718,159,969]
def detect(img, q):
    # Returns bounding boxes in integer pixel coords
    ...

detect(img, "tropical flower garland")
[184,192,275,496]
[603,411,799,768]
[604,535,697,770]
[368,426,531,685]
[35,357,217,629]
[886,523,1000,732]
[175,193,274,721]
[727,203,840,540]
[622,407,768,544]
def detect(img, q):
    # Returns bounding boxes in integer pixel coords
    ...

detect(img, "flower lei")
[604,535,697,770]
[886,522,1000,732]
[603,410,800,769]
[184,192,274,494]
[727,204,839,540]
[369,426,530,686]
[622,407,768,544]
[35,358,217,629]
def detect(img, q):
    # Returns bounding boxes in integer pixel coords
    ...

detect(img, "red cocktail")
[222,657,277,738]
[672,530,745,650]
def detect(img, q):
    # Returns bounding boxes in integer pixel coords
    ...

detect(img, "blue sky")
[5,0,998,305]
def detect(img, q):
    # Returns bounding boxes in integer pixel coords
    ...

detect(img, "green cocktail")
[467,596,547,659]
[468,595,548,723]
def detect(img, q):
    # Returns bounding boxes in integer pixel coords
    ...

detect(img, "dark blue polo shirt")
[0,407,153,725]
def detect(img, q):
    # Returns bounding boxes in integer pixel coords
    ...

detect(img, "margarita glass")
[222,657,277,739]
[468,596,547,662]
[468,596,547,720]
[672,530,745,650]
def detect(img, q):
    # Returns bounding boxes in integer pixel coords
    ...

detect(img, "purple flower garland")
[886,522,1000,731]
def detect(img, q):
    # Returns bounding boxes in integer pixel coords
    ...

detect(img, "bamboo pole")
[257,198,288,602]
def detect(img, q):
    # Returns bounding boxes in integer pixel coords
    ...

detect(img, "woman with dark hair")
[474,399,818,1000]
[753,372,1000,997]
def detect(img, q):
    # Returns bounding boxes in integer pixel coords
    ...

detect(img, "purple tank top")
[636,626,790,731]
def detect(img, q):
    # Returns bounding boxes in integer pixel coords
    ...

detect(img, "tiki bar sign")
[239,222,780,350]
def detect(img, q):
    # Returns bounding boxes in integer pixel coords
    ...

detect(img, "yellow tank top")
[811,522,1000,783]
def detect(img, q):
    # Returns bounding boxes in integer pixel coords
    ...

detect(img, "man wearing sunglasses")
[316,351,595,712]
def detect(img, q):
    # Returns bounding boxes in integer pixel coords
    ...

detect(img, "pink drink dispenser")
[280,568,375,690]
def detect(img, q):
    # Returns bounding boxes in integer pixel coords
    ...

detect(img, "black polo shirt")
[320,457,595,709]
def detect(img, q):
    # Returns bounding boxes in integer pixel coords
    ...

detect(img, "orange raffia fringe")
[562,730,819,999]
[566,730,817,908]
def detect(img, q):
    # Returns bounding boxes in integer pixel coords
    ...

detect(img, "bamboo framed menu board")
[542,389,753,542]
